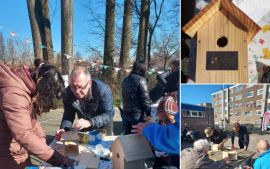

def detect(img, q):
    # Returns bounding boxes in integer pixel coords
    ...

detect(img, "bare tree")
[136,0,150,62]
[147,0,165,68]
[26,0,44,60]
[0,33,6,62]
[6,39,17,67]
[61,0,74,75]
[153,33,179,70]
[103,0,115,67]
[74,51,82,61]
[119,0,133,69]
[41,0,54,63]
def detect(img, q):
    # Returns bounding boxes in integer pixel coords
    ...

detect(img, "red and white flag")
[9,31,18,36]
[262,111,270,131]
[24,38,32,43]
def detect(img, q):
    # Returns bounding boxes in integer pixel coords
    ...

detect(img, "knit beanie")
[157,96,178,115]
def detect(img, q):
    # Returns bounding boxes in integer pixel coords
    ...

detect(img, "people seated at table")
[132,87,180,155]
[253,139,270,169]
[181,139,229,169]
[231,122,249,151]
[121,61,151,135]
[204,126,228,149]
[149,59,180,103]
[0,60,73,169]
[55,67,115,140]
[151,95,179,168]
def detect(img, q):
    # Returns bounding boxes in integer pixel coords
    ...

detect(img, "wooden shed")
[110,134,154,169]
[182,0,261,83]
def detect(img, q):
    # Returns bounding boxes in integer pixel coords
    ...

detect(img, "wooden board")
[196,8,248,83]
[79,155,100,169]
[74,152,95,162]
[182,0,261,44]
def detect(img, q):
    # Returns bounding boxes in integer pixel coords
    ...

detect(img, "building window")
[219,100,222,104]
[214,108,218,112]
[245,111,252,116]
[219,92,222,97]
[229,97,233,102]
[213,101,217,106]
[246,120,251,123]
[220,107,222,111]
[229,89,233,94]
[214,115,218,119]
[257,100,262,106]
[256,110,262,115]
[220,114,222,118]
[235,112,241,117]
[182,109,205,117]
[215,122,219,124]
[246,91,254,98]
[236,85,242,92]
[257,89,263,96]
[236,94,242,101]
[246,84,254,88]
[236,120,241,122]
[235,105,241,109]
[231,121,233,124]
[255,120,258,125]
[229,113,233,117]
[213,94,217,99]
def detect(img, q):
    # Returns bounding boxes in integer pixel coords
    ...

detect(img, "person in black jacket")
[204,127,228,149]
[231,122,249,151]
[121,61,152,135]
[163,59,179,95]
[55,67,115,140]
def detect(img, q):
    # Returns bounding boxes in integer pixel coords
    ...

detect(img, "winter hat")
[157,96,178,115]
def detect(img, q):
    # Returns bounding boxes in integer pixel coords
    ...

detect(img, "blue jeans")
[124,114,144,135]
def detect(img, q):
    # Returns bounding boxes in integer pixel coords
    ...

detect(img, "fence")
[214,124,268,136]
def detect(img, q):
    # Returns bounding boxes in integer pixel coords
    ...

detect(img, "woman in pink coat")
[0,60,73,169]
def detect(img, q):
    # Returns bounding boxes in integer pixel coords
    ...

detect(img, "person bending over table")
[231,122,249,151]
[55,67,115,140]
[204,126,228,149]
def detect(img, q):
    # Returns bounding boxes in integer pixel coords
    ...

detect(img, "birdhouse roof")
[182,0,261,44]
[61,131,78,141]
[110,134,154,162]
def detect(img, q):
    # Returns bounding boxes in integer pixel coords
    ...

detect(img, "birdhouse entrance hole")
[217,36,228,47]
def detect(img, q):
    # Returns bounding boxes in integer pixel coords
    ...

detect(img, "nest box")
[182,0,261,83]
[61,131,79,156]
[110,134,154,169]
[212,144,221,151]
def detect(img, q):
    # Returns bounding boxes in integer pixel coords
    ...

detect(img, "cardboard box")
[89,130,102,145]
[78,132,90,144]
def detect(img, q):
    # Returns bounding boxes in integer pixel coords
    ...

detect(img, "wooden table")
[209,150,256,169]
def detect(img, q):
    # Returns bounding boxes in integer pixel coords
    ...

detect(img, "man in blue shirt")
[253,139,270,169]
[231,122,249,151]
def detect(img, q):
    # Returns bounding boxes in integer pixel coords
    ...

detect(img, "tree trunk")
[26,0,43,60]
[104,0,115,67]
[61,0,74,75]
[119,0,133,69]
[136,0,150,62]
[41,0,54,64]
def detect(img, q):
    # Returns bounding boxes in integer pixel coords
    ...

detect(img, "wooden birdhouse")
[212,144,221,151]
[182,0,261,83]
[61,131,79,156]
[110,134,154,169]
[223,151,238,161]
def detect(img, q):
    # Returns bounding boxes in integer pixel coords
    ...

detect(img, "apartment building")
[211,84,267,126]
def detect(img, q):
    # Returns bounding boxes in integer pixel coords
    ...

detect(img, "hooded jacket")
[0,62,66,169]
[181,148,226,169]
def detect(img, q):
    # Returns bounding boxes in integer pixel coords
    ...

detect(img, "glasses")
[70,80,90,91]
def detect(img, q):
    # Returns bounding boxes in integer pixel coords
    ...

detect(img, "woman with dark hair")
[0,60,73,169]
[121,61,151,135]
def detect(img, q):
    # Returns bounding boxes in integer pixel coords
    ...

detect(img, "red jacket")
[0,62,65,169]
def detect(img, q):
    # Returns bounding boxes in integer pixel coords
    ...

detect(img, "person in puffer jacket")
[121,61,151,135]
[0,60,73,169]
[181,139,229,169]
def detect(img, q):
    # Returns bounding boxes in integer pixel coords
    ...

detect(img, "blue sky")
[181,84,235,105]
[0,0,177,60]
